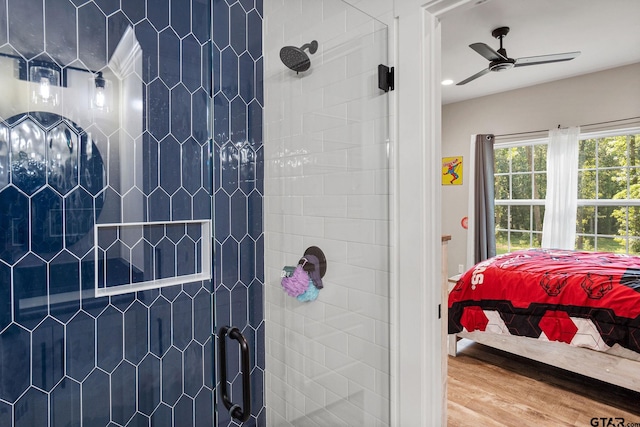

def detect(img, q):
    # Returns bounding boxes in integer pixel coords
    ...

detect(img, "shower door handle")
[218,326,251,423]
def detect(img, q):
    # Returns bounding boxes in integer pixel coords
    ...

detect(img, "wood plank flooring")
[447,339,640,426]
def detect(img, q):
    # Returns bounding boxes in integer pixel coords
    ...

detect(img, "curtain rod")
[494,116,640,138]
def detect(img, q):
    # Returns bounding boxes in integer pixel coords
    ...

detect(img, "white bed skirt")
[448,331,640,393]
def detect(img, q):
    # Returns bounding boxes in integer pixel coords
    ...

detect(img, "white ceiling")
[440,0,640,105]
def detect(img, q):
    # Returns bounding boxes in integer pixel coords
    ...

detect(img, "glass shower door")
[0,1,215,426]
[263,1,391,425]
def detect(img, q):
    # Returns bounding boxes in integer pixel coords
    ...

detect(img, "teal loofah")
[296,280,319,302]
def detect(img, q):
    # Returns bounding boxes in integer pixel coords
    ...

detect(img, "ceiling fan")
[456,26,580,85]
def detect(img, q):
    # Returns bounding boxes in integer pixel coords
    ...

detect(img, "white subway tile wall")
[264,0,392,426]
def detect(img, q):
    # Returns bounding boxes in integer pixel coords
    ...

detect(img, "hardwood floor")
[447,339,640,426]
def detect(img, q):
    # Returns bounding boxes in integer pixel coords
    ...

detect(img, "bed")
[447,248,640,392]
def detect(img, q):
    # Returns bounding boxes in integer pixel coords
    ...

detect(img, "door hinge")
[378,64,394,92]
[438,304,441,319]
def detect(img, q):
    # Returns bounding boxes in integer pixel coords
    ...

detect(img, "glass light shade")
[89,72,112,112]
[30,65,61,105]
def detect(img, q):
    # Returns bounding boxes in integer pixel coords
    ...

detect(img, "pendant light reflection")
[30,65,61,105]
[90,71,112,112]
[9,56,115,113]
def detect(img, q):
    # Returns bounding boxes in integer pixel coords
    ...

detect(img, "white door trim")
[391,1,476,426]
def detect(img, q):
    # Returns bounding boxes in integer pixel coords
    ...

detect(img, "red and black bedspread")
[448,249,640,354]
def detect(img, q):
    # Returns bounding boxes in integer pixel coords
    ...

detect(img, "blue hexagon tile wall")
[213,0,265,426]
[0,0,265,425]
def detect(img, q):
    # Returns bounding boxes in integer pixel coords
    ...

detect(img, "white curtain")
[541,126,580,249]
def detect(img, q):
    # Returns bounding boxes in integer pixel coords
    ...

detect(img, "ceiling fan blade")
[514,51,581,67]
[469,43,507,61]
[456,68,491,85]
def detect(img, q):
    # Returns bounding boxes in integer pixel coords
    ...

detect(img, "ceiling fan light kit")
[457,26,581,85]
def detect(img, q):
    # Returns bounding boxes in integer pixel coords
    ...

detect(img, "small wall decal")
[442,156,462,185]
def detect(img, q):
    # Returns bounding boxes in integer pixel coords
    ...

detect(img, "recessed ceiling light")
[441,79,454,86]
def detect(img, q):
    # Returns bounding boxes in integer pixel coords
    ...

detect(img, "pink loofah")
[281,265,310,297]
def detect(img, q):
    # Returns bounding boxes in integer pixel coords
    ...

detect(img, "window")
[494,139,547,253]
[494,129,640,255]
[576,132,640,254]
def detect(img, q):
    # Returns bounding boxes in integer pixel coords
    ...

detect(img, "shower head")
[279,40,318,73]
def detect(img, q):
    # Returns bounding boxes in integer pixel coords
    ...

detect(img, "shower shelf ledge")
[94,219,212,297]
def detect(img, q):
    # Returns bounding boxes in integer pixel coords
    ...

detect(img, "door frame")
[391,1,475,425]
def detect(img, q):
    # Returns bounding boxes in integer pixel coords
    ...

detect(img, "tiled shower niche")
[95,220,212,296]
[0,0,267,425]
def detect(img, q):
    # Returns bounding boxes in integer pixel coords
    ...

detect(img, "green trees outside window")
[494,132,639,255]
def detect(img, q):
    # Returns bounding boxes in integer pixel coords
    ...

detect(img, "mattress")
[448,249,640,355]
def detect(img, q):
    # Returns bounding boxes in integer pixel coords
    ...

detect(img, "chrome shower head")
[279,40,318,73]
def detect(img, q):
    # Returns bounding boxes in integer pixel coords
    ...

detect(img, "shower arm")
[300,40,318,54]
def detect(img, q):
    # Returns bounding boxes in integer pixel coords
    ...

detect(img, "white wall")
[441,62,640,277]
